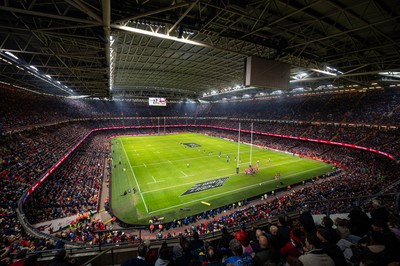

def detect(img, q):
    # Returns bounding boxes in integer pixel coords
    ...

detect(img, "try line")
[120,139,149,214]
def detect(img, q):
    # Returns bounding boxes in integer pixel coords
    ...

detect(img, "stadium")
[0,1,399,265]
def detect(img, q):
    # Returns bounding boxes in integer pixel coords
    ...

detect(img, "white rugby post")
[236,122,241,174]
[250,122,253,166]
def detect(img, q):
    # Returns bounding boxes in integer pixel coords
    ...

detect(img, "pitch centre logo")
[181,177,229,196]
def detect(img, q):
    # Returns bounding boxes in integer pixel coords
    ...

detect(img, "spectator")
[48,249,75,266]
[387,214,400,241]
[348,207,371,237]
[298,233,334,266]
[122,243,148,266]
[234,227,253,256]
[253,235,272,266]
[190,231,204,252]
[175,240,197,266]
[280,229,303,262]
[298,211,316,235]
[316,228,346,266]
[248,229,266,253]
[277,217,291,248]
[370,199,390,225]
[268,225,284,264]
[224,239,253,266]
[203,246,223,266]
[155,242,172,266]
[350,231,393,266]
[319,216,338,244]
[144,239,157,266]
[217,227,233,257]
[369,218,400,259]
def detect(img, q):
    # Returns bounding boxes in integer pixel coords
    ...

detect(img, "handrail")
[305,192,400,215]
[81,247,114,266]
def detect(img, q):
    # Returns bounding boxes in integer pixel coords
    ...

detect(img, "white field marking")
[141,161,302,195]
[238,158,301,168]
[147,165,329,214]
[181,171,188,177]
[149,161,327,194]
[125,148,142,152]
[120,139,149,214]
[218,168,230,171]
[143,169,243,195]
[143,163,147,168]
[131,151,251,168]
[151,175,156,182]
[155,151,160,154]
[180,174,194,179]
[147,180,165,184]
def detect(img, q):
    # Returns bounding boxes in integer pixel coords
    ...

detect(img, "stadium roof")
[0,0,399,101]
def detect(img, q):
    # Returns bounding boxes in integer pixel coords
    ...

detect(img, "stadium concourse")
[1,87,400,265]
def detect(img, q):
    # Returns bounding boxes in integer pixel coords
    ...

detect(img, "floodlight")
[5,51,19,60]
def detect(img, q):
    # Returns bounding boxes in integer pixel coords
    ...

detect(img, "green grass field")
[110,132,334,224]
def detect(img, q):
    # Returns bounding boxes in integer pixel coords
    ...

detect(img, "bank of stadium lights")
[383,72,400,77]
[202,85,246,97]
[5,51,18,60]
[290,87,306,93]
[114,24,202,47]
[290,68,342,83]
[177,28,195,36]
[326,66,343,74]
[270,90,283,95]
[129,20,166,28]
[315,84,334,91]
[379,72,400,79]
[310,68,336,76]
[1,51,73,95]
[128,20,195,35]
[109,34,118,95]
[109,46,115,92]
[29,65,39,72]
[293,72,308,80]
[309,66,344,76]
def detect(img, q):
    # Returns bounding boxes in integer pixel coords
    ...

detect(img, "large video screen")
[149,97,167,106]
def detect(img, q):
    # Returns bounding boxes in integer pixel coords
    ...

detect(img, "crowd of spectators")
[119,204,400,265]
[23,132,108,224]
[0,86,399,264]
[32,129,399,249]
[1,124,90,209]
[1,86,399,134]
